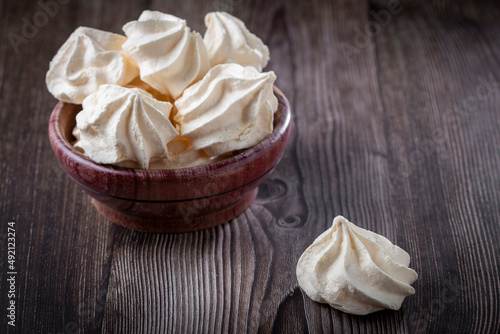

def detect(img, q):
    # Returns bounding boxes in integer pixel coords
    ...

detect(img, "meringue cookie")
[46,27,138,104]
[113,150,212,169]
[174,63,277,157]
[75,84,178,169]
[124,137,215,169]
[152,148,214,169]
[203,12,270,71]
[122,10,210,99]
[296,216,418,315]
[160,137,213,169]
[124,76,173,103]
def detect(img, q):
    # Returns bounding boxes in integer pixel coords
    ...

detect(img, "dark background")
[1,0,500,332]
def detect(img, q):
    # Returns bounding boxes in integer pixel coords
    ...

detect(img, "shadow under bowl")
[48,87,292,233]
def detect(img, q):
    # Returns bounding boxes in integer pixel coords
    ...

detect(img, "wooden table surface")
[1,0,500,333]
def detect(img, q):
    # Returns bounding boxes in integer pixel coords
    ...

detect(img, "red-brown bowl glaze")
[48,87,292,233]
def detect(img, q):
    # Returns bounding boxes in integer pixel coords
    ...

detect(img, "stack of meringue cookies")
[46,10,277,169]
[47,10,418,316]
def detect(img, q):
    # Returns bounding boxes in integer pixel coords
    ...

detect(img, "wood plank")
[0,0,499,333]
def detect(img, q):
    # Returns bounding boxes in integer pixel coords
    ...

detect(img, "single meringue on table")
[174,63,278,157]
[74,84,179,169]
[46,27,138,104]
[296,215,418,315]
[122,10,210,99]
[203,11,270,71]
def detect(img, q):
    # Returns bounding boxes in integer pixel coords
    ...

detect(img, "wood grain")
[1,0,500,333]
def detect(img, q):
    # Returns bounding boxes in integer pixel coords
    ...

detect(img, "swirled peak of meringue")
[122,10,210,99]
[296,216,418,315]
[174,63,277,157]
[46,27,139,104]
[203,12,270,71]
[74,84,179,169]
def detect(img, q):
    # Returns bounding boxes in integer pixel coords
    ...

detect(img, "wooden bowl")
[48,87,292,233]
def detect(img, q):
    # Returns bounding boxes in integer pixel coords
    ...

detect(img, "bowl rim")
[49,86,292,180]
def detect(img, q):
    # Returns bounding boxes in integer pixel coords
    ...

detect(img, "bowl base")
[91,188,258,233]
